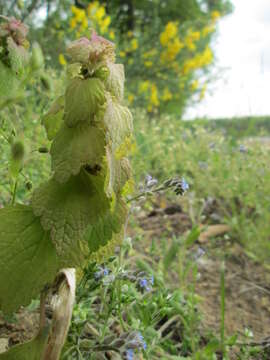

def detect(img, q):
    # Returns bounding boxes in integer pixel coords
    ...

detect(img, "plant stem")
[220,260,226,355]
[11,178,18,205]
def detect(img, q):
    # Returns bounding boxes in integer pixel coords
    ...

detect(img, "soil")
[132,198,270,344]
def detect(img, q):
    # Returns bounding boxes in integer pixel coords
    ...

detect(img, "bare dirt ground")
[134,198,270,343]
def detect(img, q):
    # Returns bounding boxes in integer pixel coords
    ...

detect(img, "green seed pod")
[25,181,32,190]
[40,73,52,91]
[11,140,25,161]
[31,42,44,71]
[38,146,49,153]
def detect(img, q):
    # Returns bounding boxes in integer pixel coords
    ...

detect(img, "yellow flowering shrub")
[62,1,227,115]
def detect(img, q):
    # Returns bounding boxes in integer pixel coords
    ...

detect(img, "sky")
[185,0,270,119]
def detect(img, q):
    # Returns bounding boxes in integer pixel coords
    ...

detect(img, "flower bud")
[11,140,24,161]
[31,42,44,70]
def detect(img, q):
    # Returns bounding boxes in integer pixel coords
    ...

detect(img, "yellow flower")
[161,87,173,101]
[69,18,77,29]
[87,2,98,16]
[165,22,178,38]
[185,30,200,51]
[71,5,78,14]
[202,25,215,37]
[160,21,178,46]
[150,84,159,106]
[103,16,111,27]
[139,81,150,94]
[130,38,138,51]
[127,31,133,38]
[109,30,115,40]
[128,94,134,103]
[147,104,153,112]
[211,10,221,21]
[160,32,169,46]
[190,79,199,91]
[144,61,153,67]
[96,6,105,20]
[200,84,207,100]
[81,17,88,29]
[74,8,86,22]
[119,51,126,58]
[182,46,213,74]
[58,53,67,66]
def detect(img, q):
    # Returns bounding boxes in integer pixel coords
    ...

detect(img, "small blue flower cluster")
[125,332,147,359]
[163,177,189,196]
[145,174,158,189]
[138,275,154,292]
[94,267,109,280]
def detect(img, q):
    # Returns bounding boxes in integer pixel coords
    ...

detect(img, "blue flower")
[138,332,147,350]
[181,177,189,192]
[145,174,158,188]
[94,267,109,280]
[126,349,134,360]
[139,278,151,292]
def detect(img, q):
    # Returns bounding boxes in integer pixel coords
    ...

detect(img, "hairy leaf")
[64,77,106,127]
[0,326,49,360]
[86,198,127,258]
[106,151,132,197]
[42,96,64,140]
[51,123,106,183]
[104,96,133,151]
[31,171,110,266]
[7,37,29,75]
[0,205,59,314]
[106,63,124,100]
[0,61,19,103]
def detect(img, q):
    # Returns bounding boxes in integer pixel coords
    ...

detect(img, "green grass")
[132,110,270,264]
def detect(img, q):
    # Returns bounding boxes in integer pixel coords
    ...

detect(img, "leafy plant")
[0,20,133,359]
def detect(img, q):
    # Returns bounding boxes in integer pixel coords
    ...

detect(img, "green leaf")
[64,77,106,127]
[184,226,200,248]
[0,61,19,104]
[104,96,133,151]
[42,96,64,140]
[0,205,59,314]
[51,123,106,183]
[0,326,49,360]
[31,171,111,266]
[105,63,124,100]
[86,198,127,262]
[7,37,29,76]
[106,153,132,196]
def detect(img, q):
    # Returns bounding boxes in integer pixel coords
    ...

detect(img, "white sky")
[185,0,270,119]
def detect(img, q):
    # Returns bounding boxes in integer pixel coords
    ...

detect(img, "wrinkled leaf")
[51,123,106,183]
[42,96,64,140]
[0,205,59,314]
[32,171,111,266]
[0,61,19,103]
[105,63,124,100]
[86,198,127,261]
[104,96,133,151]
[106,151,132,196]
[64,77,106,127]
